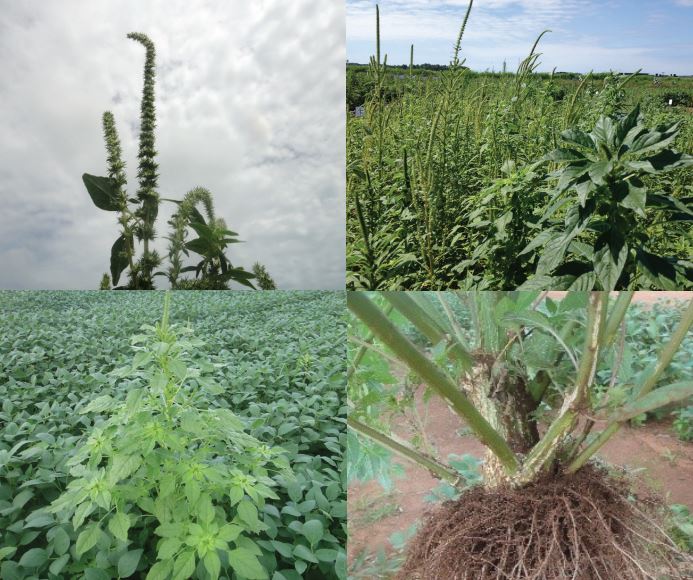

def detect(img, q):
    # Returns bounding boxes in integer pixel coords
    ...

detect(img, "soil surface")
[348,292,693,569]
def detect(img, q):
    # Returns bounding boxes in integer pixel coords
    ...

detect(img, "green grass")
[0,291,346,580]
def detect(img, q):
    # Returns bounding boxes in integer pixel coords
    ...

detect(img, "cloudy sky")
[347,0,693,75]
[0,0,344,290]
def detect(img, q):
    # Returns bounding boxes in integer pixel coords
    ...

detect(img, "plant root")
[398,464,693,579]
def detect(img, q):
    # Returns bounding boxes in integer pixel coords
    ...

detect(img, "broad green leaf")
[228,547,267,579]
[109,454,142,482]
[587,160,612,185]
[301,520,324,547]
[217,523,242,543]
[237,500,259,528]
[110,235,129,286]
[158,537,182,560]
[636,248,679,290]
[18,547,48,568]
[49,553,70,575]
[293,544,318,563]
[203,551,221,580]
[108,512,131,542]
[146,560,173,580]
[613,382,693,422]
[593,232,628,291]
[83,173,121,211]
[561,128,595,151]
[51,527,71,555]
[0,547,17,562]
[197,494,214,525]
[118,549,143,578]
[76,524,102,557]
[545,148,585,162]
[619,179,646,214]
[172,550,196,580]
[592,115,616,148]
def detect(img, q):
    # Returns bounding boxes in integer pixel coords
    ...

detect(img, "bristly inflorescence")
[127,32,161,287]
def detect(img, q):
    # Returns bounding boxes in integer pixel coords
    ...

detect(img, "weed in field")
[0,291,346,579]
[346,3,693,289]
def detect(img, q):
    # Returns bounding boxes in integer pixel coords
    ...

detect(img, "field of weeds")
[346,6,693,290]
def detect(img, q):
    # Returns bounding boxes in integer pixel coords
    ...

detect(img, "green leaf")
[536,231,578,275]
[108,512,131,542]
[614,382,693,422]
[146,560,173,580]
[293,544,319,563]
[619,179,647,214]
[636,248,679,290]
[83,173,121,211]
[587,160,612,185]
[76,524,102,557]
[229,547,267,579]
[237,500,259,528]
[203,551,221,580]
[593,231,628,290]
[85,569,111,580]
[156,522,186,539]
[615,104,640,146]
[592,115,616,148]
[18,548,48,568]
[217,523,242,543]
[197,494,215,525]
[546,148,585,162]
[51,527,71,555]
[158,537,182,560]
[271,541,294,558]
[185,237,213,256]
[301,520,324,547]
[229,485,244,505]
[49,553,70,575]
[82,394,115,414]
[561,128,595,151]
[118,549,143,578]
[172,550,196,580]
[110,235,130,286]
[109,454,142,482]
[0,547,17,562]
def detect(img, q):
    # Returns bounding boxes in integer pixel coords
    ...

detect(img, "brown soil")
[398,465,689,579]
[547,291,691,306]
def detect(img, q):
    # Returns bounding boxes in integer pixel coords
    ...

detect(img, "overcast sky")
[348,0,693,75]
[0,0,344,290]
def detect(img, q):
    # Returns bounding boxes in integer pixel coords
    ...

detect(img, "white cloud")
[0,0,345,290]
[347,0,690,74]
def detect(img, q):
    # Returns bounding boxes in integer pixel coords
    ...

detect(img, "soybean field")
[0,291,346,580]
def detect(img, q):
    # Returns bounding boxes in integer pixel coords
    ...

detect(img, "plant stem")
[383,292,473,371]
[515,292,606,484]
[347,304,393,379]
[348,417,459,484]
[603,291,634,346]
[348,292,519,474]
[567,297,693,473]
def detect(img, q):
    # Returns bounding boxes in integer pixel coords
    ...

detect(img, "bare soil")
[348,292,693,566]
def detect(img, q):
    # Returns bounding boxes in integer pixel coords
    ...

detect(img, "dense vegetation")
[346,4,693,290]
[0,291,346,579]
[347,292,693,578]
